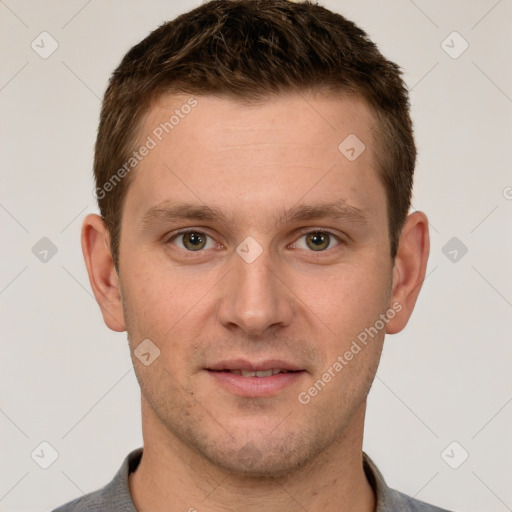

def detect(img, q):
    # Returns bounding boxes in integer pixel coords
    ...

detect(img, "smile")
[213,369,293,377]
[206,360,305,397]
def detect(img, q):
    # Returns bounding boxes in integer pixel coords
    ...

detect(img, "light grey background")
[1,1,511,511]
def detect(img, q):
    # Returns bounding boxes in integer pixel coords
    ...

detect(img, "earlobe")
[386,211,430,335]
[81,214,126,332]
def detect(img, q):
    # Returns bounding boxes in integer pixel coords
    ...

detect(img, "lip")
[207,358,303,372]
[206,359,306,397]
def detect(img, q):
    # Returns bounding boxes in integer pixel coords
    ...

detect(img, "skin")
[82,91,429,512]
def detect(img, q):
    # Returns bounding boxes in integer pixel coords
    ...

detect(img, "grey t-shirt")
[52,449,453,512]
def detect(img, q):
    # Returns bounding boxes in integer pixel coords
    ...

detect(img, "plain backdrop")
[1,1,511,511]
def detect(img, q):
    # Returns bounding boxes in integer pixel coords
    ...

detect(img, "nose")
[216,245,294,337]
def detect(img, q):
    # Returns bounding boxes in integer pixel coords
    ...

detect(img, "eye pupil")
[183,232,206,251]
[306,232,329,251]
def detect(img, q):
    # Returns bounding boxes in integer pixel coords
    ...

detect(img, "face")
[116,92,395,476]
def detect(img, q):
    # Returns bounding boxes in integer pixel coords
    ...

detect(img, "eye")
[169,230,217,251]
[293,231,340,252]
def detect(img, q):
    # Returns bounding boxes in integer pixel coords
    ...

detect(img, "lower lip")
[206,370,305,397]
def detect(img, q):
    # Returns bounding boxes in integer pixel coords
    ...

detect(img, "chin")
[203,439,315,478]
[183,422,332,479]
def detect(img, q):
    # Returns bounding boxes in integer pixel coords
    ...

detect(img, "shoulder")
[391,488,454,512]
[51,480,136,512]
[362,452,454,512]
[51,488,108,512]
[51,448,142,512]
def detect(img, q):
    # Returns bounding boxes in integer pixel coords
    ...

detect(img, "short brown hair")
[94,0,415,269]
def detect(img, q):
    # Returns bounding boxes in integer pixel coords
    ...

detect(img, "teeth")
[230,369,288,377]
[256,370,273,377]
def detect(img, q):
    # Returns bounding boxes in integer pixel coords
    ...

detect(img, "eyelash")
[166,229,343,253]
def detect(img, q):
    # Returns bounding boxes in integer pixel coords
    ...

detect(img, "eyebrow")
[140,200,370,230]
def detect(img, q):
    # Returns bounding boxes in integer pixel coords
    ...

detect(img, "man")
[53,0,452,510]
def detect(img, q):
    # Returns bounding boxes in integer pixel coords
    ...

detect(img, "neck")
[129,401,375,512]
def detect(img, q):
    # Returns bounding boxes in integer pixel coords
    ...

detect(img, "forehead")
[123,91,385,229]
[140,91,376,158]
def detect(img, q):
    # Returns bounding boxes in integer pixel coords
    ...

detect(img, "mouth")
[210,368,296,377]
[206,360,305,397]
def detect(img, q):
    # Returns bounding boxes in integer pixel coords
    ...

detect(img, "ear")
[386,211,430,335]
[81,214,126,332]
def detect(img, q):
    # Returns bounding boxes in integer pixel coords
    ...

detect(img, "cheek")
[121,254,212,336]
[297,269,388,419]
[299,260,392,344]
[301,259,391,402]
[120,254,217,384]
